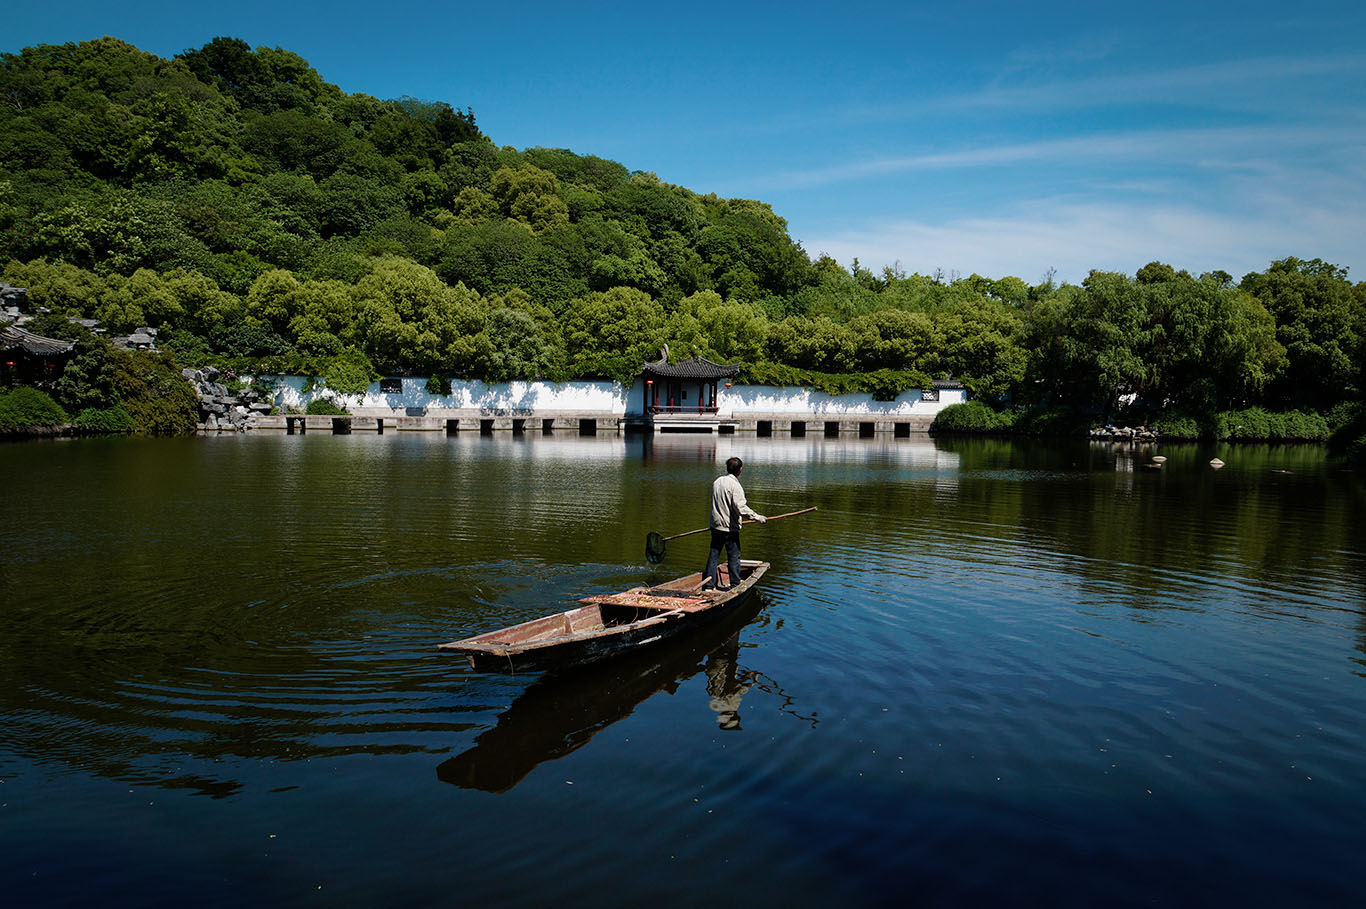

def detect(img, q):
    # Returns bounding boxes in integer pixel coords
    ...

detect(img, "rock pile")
[1089,425,1159,441]
[183,366,272,432]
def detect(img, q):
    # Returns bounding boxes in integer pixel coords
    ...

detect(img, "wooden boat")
[438,592,765,791]
[439,560,769,673]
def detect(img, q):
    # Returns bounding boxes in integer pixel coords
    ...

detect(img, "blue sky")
[8,0,1366,284]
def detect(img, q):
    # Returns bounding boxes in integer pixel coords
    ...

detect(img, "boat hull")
[440,561,769,673]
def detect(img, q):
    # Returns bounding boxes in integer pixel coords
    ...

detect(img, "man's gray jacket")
[710,474,763,531]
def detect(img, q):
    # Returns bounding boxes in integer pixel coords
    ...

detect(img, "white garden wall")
[270,377,629,415]
[717,384,967,416]
[265,376,966,417]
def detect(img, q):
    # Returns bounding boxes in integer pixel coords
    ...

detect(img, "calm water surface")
[1,433,1364,907]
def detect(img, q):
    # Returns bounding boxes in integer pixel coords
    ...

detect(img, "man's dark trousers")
[704,528,742,589]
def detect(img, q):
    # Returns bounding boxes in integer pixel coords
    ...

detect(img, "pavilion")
[639,349,741,433]
[1,323,75,388]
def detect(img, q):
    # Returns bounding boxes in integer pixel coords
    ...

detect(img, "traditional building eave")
[640,354,741,380]
[0,324,75,357]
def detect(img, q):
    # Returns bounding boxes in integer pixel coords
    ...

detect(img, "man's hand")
[754,514,767,523]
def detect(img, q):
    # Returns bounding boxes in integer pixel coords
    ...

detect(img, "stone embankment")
[183,367,272,432]
[1089,425,1159,442]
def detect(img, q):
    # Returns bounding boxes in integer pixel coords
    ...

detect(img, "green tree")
[449,186,499,225]
[95,268,184,330]
[561,287,667,382]
[163,268,242,334]
[1026,271,1150,409]
[680,291,770,363]
[850,308,938,372]
[314,173,404,238]
[287,279,359,356]
[490,164,569,233]
[935,301,1027,401]
[766,315,857,372]
[353,258,487,373]
[695,207,812,302]
[1142,269,1283,411]
[110,349,199,434]
[53,332,117,411]
[1241,257,1361,408]
[478,307,563,381]
[318,348,379,397]
[1,259,106,317]
[241,110,350,176]
[245,268,303,336]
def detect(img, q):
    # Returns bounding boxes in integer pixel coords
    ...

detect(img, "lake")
[1,432,1363,907]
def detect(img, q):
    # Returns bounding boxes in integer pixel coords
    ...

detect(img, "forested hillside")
[2,37,1364,444]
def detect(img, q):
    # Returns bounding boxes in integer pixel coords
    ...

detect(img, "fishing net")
[644,531,667,566]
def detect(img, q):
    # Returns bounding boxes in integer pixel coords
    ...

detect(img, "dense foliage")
[71,403,136,433]
[0,385,68,430]
[2,37,1364,448]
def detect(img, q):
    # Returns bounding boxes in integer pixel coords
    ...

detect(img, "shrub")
[1325,401,1361,433]
[111,350,199,435]
[73,404,137,433]
[208,317,292,358]
[1328,403,1366,464]
[1152,412,1201,439]
[1280,410,1329,440]
[425,375,452,396]
[932,401,1006,433]
[1229,410,1278,440]
[158,328,214,367]
[736,363,932,400]
[0,386,69,431]
[1217,407,1328,441]
[319,349,379,397]
[53,333,117,412]
[305,397,348,415]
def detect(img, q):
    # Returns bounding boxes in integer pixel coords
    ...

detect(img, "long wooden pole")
[660,506,818,542]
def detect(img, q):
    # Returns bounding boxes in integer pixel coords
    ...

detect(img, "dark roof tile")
[642,354,741,379]
[0,324,75,357]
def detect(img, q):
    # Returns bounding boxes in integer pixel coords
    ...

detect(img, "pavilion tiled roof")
[641,354,741,380]
[1,324,75,357]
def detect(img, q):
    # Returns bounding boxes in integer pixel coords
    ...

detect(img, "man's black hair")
[726,456,743,475]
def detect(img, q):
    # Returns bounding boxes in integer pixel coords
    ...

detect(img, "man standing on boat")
[703,457,765,591]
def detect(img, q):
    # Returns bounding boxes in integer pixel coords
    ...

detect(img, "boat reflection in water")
[438,595,768,793]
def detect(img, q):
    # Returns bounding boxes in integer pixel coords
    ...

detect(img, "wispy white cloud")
[956,54,1366,112]
[748,123,1365,191]
[798,191,1366,285]
[821,53,1366,132]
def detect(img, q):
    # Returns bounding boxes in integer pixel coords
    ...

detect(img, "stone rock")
[203,414,218,431]
[203,366,220,382]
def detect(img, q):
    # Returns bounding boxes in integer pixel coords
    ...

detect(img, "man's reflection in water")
[704,633,753,730]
